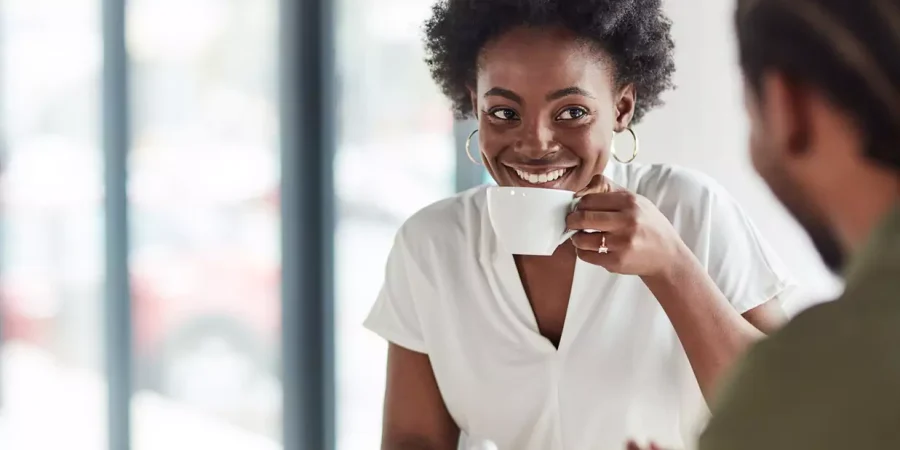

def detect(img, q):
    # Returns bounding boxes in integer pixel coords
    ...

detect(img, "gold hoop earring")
[465,129,483,166]
[612,127,639,164]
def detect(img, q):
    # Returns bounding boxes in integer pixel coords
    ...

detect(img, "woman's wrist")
[653,237,696,280]
[643,240,703,297]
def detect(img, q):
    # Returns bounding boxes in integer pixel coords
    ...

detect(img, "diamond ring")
[598,234,609,254]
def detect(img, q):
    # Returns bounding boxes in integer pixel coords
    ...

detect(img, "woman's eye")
[490,108,519,120]
[557,107,588,120]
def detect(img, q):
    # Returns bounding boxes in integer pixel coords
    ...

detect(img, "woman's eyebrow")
[484,87,523,104]
[484,86,595,104]
[546,86,595,101]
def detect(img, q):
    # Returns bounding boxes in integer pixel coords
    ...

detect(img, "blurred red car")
[0,145,283,437]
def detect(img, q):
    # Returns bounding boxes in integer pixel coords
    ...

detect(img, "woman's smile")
[502,163,578,189]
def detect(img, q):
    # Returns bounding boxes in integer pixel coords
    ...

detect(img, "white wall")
[635,0,842,314]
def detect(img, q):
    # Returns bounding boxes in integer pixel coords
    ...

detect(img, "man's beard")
[791,209,845,273]
[763,166,846,273]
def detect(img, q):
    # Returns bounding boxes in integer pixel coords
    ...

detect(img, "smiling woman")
[470,23,656,192]
[364,1,793,449]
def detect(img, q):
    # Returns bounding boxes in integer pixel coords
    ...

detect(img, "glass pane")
[127,0,282,448]
[0,0,106,448]
[334,0,456,448]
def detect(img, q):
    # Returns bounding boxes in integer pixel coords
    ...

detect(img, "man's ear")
[613,83,636,132]
[759,71,813,156]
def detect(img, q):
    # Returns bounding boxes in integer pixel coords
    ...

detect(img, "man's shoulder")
[724,296,900,398]
[754,293,900,366]
[701,298,900,450]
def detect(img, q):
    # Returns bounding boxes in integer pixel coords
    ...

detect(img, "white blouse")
[365,161,794,450]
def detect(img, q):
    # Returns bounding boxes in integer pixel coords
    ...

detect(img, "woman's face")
[471,26,635,191]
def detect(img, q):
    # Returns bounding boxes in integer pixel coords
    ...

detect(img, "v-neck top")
[365,162,794,450]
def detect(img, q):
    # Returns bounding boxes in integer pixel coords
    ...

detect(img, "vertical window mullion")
[101,0,132,448]
[279,0,337,449]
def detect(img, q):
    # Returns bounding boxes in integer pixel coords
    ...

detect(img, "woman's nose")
[514,119,558,159]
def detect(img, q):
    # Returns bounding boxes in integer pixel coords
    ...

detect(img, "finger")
[574,233,631,271]
[572,233,629,258]
[625,441,642,450]
[575,174,611,197]
[575,174,624,197]
[577,190,637,212]
[570,231,626,252]
[566,210,628,231]
[575,249,616,270]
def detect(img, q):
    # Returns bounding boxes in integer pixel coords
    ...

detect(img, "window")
[334,0,455,447]
[127,0,282,447]
[0,0,486,448]
[0,0,106,448]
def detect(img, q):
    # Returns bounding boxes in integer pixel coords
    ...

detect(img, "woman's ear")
[468,85,478,118]
[614,84,637,131]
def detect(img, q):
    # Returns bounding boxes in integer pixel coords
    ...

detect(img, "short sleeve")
[705,189,794,312]
[656,169,796,313]
[363,227,430,354]
[708,192,794,313]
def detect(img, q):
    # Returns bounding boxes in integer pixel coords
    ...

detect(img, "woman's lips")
[514,167,568,184]
[504,165,576,188]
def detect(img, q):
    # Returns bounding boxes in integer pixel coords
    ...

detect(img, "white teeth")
[514,168,568,184]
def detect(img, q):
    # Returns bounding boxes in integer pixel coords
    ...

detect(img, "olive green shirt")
[700,205,900,450]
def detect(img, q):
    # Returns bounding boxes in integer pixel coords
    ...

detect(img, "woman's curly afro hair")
[424,0,676,123]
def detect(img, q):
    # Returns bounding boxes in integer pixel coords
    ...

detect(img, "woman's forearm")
[641,242,764,403]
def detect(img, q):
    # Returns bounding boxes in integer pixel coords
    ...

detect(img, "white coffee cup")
[467,439,499,450]
[486,186,579,256]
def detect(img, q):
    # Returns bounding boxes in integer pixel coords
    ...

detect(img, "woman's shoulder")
[394,185,489,254]
[616,162,729,204]
[615,162,747,234]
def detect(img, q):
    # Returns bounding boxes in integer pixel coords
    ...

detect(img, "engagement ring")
[598,234,609,254]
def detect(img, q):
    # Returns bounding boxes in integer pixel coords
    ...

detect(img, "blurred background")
[0,0,839,449]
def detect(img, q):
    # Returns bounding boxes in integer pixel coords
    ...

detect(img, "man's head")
[736,0,900,272]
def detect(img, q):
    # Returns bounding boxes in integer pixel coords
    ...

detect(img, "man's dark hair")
[423,0,676,123]
[736,0,900,169]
